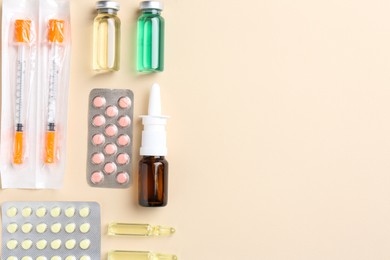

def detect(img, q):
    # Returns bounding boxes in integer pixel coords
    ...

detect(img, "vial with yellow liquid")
[93,1,121,71]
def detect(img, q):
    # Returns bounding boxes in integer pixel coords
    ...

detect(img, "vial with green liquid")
[93,1,121,71]
[137,1,165,72]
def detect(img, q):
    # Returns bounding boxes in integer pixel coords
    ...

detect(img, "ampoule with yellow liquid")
[108,223,175,237]
[108,251,177,260]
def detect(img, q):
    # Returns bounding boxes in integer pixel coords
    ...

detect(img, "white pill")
[80,223,91,233]
[79,207,90,217]
[22,223,33,233]
[65,207,75,217]
[36,256,48,260]
[36,223,47,233]
[51,256,62,260]
[79,239,91,250]
[7,207,18,217]
[50,207,61,217]
[80,256,91,260]
[65,256,76,260]
[51,223,62,233]
[6,239,18,250]
[65,239,76,250]
[7,256,18,260]
[7,223,18,233]
[21,240,33,250]
[36,207,47,217]
[22,207,33,217]
[36,239,47,250]
[65,223,76,233]
[50,239,62,250]
[21,257,32,260]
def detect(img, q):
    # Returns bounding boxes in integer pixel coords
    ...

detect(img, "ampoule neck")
[98,8,118,15]
[142,9,161,14]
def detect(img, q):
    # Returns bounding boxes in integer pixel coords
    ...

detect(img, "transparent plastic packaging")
[1,0,71,189]
[1,0,38,171]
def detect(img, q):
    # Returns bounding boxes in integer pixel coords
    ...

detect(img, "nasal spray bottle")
[139,83,169,207]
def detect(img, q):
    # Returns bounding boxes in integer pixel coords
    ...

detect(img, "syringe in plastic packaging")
[44,19,64,164]
[13,19,32,164]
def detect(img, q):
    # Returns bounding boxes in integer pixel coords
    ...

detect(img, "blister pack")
[0,0,71,189]
[87,89,134,188]
[1,201,101,260]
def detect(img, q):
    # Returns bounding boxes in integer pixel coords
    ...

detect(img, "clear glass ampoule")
[93,1,121,71]
[108,251,177,260]
[108,223,175,236]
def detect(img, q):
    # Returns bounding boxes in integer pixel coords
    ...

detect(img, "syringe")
[44,19,64,164]
[13,19,32,164]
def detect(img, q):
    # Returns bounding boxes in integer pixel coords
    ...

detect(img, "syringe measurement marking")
[47,47,60,128]
[15,47,26,130]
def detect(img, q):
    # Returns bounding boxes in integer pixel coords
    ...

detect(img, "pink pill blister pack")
[87,89,134,188]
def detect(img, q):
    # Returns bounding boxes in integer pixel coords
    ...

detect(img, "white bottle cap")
[140,83,168,156]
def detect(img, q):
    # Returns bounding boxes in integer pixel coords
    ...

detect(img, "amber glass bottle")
[138,156,168,207]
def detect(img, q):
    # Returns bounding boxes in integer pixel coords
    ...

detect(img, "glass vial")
[137,1,165,72]
[139,156,168,207]
[93,1,121,71]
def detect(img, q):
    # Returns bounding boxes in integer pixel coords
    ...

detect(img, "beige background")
[2,0,390,259]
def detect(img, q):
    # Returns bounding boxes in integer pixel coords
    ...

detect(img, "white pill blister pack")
[1,201,101,260]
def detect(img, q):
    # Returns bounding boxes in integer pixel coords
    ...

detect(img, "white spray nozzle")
[140,83,169,156]
[148,83,162,116]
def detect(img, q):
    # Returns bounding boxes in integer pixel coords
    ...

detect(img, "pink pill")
[92,134,105,145]
[105,124,118,137]
[106,105,118,118]
[104,162,117,175]
[91,171,104,184]
[93,96,106,108]
[104,143,117,155]
[117,134,130,147]
[91,153,104,164]
[117,115,131,128]
[92,114,106,127]
[116,172,129,184]
[118,96,131,109]
[116,153,130,165]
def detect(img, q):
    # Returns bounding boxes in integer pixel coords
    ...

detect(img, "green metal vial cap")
[96,1,120,11]
[139,1,163,11]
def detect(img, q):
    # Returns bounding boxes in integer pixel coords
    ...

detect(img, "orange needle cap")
[13,131,24,164]
[14,19,32,43]
[45,131,56,163]
[48,19,65,43]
